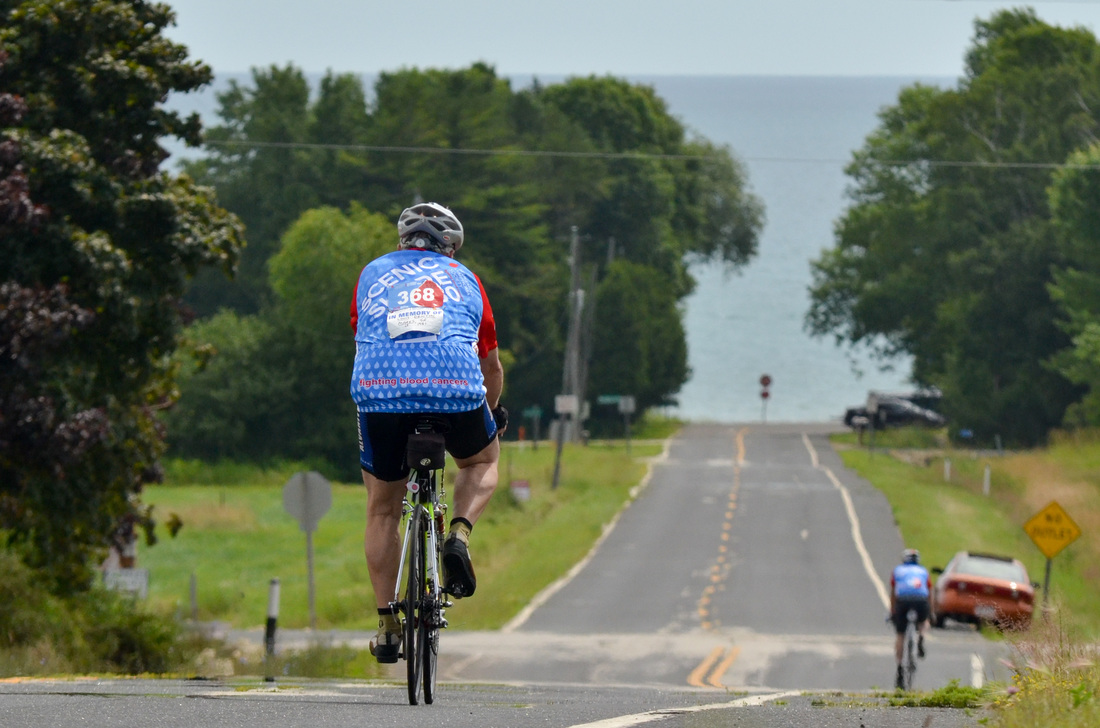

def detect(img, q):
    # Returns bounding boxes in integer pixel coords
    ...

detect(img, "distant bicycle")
[898,608,919,691]
[393,417,451,705]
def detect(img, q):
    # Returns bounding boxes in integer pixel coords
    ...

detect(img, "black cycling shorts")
[892,597,930,633]
[357,403,497,482]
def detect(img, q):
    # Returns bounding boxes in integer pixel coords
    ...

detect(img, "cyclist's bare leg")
[451,437,501,529]
[363,471,407,609]
[894,632,904,664]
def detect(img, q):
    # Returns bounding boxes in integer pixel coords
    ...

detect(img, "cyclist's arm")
[481,347,503,410]
[350,280,360,333]
[473,273,503,409]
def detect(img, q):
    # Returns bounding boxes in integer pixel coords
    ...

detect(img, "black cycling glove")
[492,405,509,435]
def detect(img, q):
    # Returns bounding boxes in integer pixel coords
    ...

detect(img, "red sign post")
[760,374,772,422]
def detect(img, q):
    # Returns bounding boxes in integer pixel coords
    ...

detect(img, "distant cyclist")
[890,548,931,689]
[349,202,507,663]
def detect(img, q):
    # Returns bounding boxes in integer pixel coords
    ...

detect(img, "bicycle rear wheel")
[404,510,425,705]
[421,606,438,703]
[902,625,917,690]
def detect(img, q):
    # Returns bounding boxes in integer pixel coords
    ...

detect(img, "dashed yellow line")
[687,646,725,687]
[708,646,742,687]
[687,645,742,688]
[696,427,748,631]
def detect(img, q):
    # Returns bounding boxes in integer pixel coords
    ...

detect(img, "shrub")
[0,547,195,675]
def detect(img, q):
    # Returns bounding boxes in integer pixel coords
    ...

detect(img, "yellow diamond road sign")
[1024,501,1081,559]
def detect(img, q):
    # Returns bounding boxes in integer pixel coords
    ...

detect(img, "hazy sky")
[163,1,1100,78]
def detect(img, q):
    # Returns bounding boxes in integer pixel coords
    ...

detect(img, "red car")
[931,551,1036,631]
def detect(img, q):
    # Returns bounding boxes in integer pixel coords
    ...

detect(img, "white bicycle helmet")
[397,202,464,254]
[902,549,920,565]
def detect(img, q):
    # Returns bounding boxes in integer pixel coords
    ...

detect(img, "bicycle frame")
[392,470,445,607]
[390,424,449,706]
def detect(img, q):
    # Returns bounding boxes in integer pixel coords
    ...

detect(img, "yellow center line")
[697,427,748,632]
[707,646,742,687]
[687,646,725,687]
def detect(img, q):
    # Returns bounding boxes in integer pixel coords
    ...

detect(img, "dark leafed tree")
[1047,144,1100,427]
[807,9,1096,445]
[0,0,243,592]
[177,64,764,452]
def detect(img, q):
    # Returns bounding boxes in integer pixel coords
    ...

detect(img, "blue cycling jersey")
[893,563,930,599]
[350,250,486,412]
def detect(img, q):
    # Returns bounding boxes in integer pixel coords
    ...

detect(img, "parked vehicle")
[843,388,945,429]
[931,551,1036,631]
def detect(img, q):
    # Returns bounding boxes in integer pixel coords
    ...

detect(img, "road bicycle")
[393,417,451,705]
[898,608,918,691]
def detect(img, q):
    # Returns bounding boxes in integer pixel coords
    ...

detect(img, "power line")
[201,138,1100,170]
[202,139,713,161]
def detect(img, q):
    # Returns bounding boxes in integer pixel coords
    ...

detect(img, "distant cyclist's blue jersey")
[349,249,492,412]
[892,563,930,599]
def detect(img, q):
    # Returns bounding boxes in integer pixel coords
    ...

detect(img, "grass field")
[142,421,1099,722]
[832,429,1099,637]
[142,436,667,631]
[833,428,1100,728]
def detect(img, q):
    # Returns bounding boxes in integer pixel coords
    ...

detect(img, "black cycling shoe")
[917,635,925,659]
[369,631,401,664]
[443,535,476,598]
[895,666,905,690]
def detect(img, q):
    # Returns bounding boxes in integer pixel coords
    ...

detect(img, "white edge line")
[501,436,674,633]
[971,653,984,688]
[566,690,802,728]
[802,433,891,610]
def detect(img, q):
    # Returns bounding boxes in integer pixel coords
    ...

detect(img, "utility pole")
[561,226,585,440]
[553,226,584,489]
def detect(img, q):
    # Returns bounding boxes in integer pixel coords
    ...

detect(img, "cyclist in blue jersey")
[890,548,931,688]
[350,202,507,663]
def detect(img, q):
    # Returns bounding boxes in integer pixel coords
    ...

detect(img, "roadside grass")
[142,436,667,632]
[833,429,1099,637]
[834,426,1100,727]
[885,679,987,708]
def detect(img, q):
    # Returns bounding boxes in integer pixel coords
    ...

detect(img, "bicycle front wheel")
[404,510,425,705]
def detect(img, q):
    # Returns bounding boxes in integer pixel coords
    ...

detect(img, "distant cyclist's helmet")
[397,202,464,254]
[902,549,920,565]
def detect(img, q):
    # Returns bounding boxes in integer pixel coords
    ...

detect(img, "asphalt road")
[1,423,1002,727]
[435,423,1009,694]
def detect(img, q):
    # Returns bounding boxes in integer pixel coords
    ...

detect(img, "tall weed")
[992,607,1099,727]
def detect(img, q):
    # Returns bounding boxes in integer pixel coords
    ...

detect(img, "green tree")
[183,66,375,315]
[588,261,688,412]
[538,76,763,293]
[178,64,763,448]
[1047,144,1100,426]
[167,205,392,472]
[0,0,243,591]
[806,8,1096,445]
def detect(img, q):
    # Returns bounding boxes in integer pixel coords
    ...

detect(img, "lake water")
[168,74,956,424]
[640,75,954,423]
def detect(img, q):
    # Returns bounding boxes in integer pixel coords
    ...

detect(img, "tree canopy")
[0,0,243,590]
[1047,144,1100,427]
[166,205,391,466]
[807,8,1098,445]
[172,63,763,460]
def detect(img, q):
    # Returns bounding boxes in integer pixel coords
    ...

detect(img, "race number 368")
[394,280,445,308]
